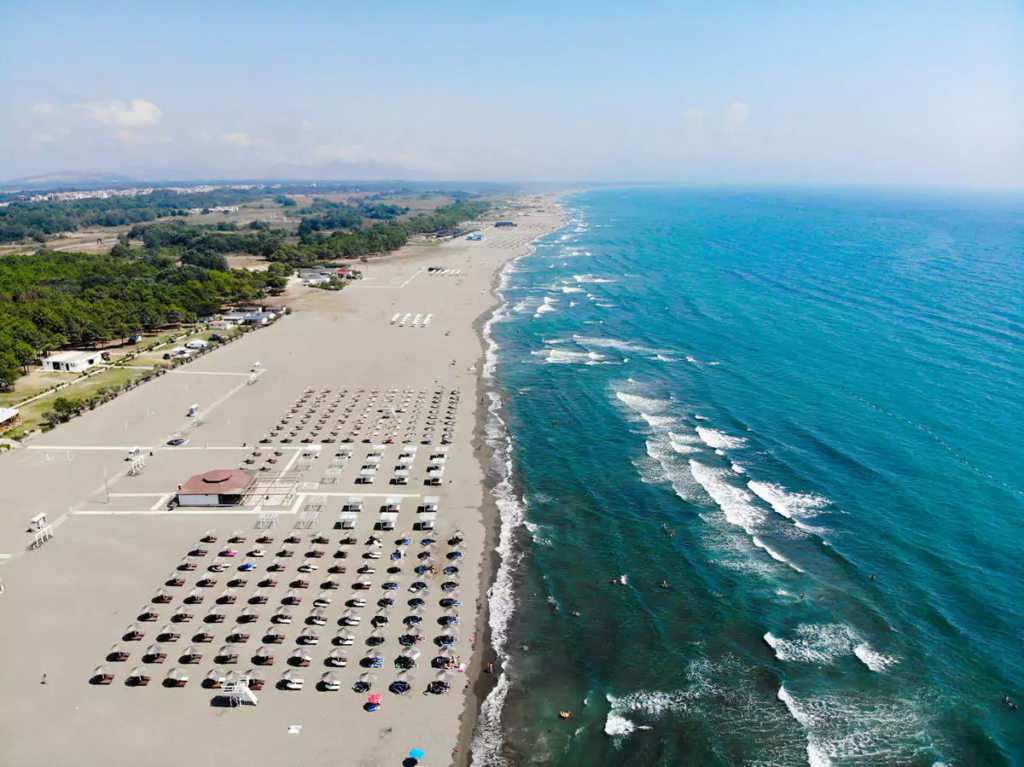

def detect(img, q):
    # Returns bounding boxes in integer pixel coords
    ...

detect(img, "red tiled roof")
[178,469,252,496]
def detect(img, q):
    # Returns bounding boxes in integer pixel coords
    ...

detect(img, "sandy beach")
[0,197,565,767]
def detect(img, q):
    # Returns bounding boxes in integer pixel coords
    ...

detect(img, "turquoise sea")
[471,188,1024,766]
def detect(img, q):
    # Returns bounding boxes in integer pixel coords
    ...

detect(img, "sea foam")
[748,481,829,520]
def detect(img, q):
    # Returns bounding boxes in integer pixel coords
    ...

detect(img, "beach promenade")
[0,198,564,767]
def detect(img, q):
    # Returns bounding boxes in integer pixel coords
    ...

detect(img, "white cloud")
[222,132,264,148]
[301,120,315,132]
[724,103,751,132]
[82,99,162,127]
[223,133,264,148]
[683,107,707,124]
[30,103,58,116]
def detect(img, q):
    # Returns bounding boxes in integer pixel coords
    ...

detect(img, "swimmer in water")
[870,573,876,581]
[660,580,670,589]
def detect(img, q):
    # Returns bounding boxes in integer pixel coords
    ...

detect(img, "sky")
[1,0,1021,188]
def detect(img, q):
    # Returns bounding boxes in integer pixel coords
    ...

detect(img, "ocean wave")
[668,430,702,454]
[752,535,805,572]
[695,426,748,451]
[689,461,767,533]
[574,273,616,284]
[534,297,557,317]
[572,335,655,355]
[531,348,606,365]
[853,642,899,673]
[641,413,676,428]
[778,684,934,765]
[748,481,830,520]
[615,391,670,414]
[559,285,586,293]
[764,624,895,671]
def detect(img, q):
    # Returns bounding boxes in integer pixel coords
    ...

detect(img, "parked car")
[209,334,224,343]
[162,353,172,360]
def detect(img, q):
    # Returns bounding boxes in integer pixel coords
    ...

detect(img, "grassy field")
[2,366,151,435]
[0,370,78,409]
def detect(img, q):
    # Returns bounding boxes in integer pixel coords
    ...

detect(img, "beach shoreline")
[457,195,570,766]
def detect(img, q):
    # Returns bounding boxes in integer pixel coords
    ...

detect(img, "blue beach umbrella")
[409,749,425,759]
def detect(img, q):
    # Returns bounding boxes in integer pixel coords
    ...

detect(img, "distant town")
[0,183,263,207]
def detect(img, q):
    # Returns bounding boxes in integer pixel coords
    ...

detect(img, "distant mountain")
[1,170,139,192]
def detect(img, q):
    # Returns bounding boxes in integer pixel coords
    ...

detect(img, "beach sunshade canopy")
[410,749,425,759]
[167,666,189,681]
[368,694,382,704]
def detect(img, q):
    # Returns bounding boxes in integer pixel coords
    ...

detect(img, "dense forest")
[129,199,491,266]
[281,199,490,263]
[296,200,410,234]
[0,251,285,386]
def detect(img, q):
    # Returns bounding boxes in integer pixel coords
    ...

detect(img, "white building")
[42,350,102,373]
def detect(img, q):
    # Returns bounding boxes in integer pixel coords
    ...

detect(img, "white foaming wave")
[572,335,655,355]
[732,464,746,474]
[604,713,641,737]
[764,624,895,669]
[560,285,585,293]
[696,426,748,451]
[534,297,557,317]
[668,430,702,455]
[854,642,899,673]
[689,461,767,533]
[532,348,605,365]
[686,355,698,363]
[748,481,830,520]
[752,536,805,572]
[778,684,817,729]
[615,391,670,414]
[604,662,721,740]
[654,354,676,362]
[641,435,702,500]
[642,413,676,428]
[574,273,616,284]
[778,684,935,765]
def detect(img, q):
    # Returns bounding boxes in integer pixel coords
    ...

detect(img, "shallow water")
[476,188,1024,766]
